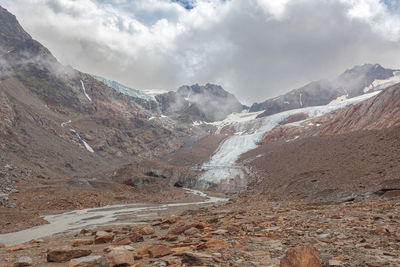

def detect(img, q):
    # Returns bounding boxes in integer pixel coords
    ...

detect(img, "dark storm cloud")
[0,0,399,104]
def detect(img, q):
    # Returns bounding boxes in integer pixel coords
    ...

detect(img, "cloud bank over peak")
[1,0,400,104]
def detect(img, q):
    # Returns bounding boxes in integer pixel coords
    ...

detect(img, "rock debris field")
[0,197,399,266]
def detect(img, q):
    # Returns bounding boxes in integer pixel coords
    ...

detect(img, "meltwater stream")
[0,189,227,246]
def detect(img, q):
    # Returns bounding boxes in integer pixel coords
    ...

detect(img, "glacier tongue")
[201,91,380,183]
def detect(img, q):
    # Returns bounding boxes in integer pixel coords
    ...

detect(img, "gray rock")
[329,259,343,266]
[13,256,33,267]
[0,193,8,206]
[318,233,330,240]
[68,255,107,267]
[6,202,16,208]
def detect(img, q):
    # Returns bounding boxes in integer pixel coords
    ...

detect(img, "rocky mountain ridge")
[250,64,399,117]
[0,5,191,182]
[155,83,244,123]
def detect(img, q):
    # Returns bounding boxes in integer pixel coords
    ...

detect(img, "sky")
[1,0,400,104]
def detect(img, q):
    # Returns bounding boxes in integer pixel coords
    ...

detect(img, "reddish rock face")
[280,245,321,267]
[94,232,115,244]
[47,248,92,263]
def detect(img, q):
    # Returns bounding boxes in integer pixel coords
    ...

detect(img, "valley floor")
[0,178,208,234]
[0,196,399,266]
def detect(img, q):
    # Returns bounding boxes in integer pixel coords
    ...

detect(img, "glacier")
[201,91,381,183]
[93,76,156,102]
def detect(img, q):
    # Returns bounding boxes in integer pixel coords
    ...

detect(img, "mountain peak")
[341,63,387,76]
[0,6,32,51]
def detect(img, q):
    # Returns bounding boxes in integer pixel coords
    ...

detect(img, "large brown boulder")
[94,231,115,244]
[47,248,92,263]
[106,247,134,266]
[280,245,321,267]
[148,244,171,258]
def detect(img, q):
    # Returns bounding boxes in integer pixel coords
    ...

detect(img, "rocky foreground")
[0,197,399,266]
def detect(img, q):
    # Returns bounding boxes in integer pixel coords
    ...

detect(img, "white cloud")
[343,0,400,41]
[1,0,400,104]
[256,0,292,19]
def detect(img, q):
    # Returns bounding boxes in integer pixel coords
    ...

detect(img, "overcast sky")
[1,0,400,104]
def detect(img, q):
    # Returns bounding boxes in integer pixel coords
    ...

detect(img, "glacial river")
[0,189,227,246]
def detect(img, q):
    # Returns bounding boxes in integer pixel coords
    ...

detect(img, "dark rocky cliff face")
[250,64,396,117]
[0,6,186,179]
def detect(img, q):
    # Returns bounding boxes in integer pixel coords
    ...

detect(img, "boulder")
[6,243,39,252]
[164,234,178,241]
[0,194,8,206]
[139,226,155,235]
[94,231,115,244]
[13,257,32,267]
[71,239,94,247]
[184,227,200,236]
[175,251,217,265]
[168,224,191,235]
[68,255,107,267]
[114,237,131,246]
[163,215,181,224]
[107,247,134,267]
[127,232,144,242]
[148,245,171,258]
[47,248,92,263]
[280,245,321,267]
[135,245,151,259]
[197,239,229,250]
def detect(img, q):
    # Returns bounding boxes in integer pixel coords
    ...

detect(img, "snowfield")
[200,91,381,183]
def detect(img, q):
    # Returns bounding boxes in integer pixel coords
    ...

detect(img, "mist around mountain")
[156,83,244,123]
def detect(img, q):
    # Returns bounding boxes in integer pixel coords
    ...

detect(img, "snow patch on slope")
[201,91,380,183]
